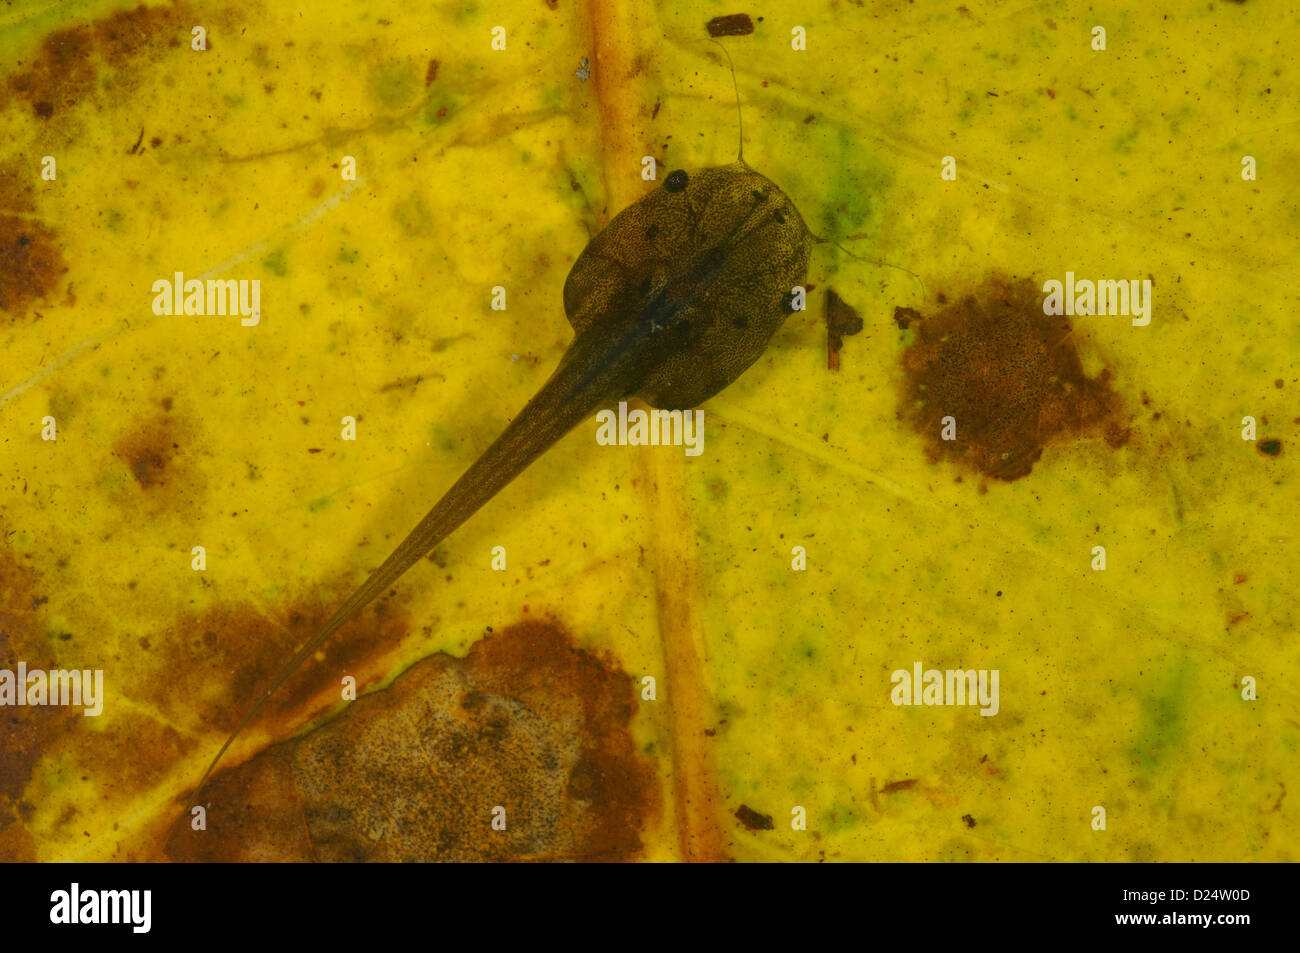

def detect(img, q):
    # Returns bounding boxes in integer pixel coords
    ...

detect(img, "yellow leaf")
[0,0,1295,863]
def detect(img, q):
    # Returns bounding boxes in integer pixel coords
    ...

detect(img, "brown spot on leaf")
[5,2,193,120]
[425,58,440,86]
[0,157,36,213]
[5,25,96,119]
[0,541,77,861]
[734,804,774,830]
[138,586,409,742]
[1258,439,1281,456]
[899,275,1130,481]
[705,13,755,37]
[165,620,659,861]
[112,412,183,489]
[882,778,917,793]
[825,288,864,371]
[893,306,922,330]
[0,215,67,317]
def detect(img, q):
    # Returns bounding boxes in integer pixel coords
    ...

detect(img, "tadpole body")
[189,159,812,801]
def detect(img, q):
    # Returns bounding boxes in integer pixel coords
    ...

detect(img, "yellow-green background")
[0,0,1295,861]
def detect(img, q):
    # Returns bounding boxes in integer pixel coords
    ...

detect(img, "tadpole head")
[563,163,810,409]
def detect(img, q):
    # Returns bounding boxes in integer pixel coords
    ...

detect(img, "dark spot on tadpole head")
[0,215,67,317]
[705,13,755,37]
[734,804,774,830]
[165,619,659,861]
[664,169,689,193]
[1258,439,1282,456]
[825,288,864,371]
[898,274,1131,482]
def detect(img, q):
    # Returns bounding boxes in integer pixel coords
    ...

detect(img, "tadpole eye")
[664,169,689,193]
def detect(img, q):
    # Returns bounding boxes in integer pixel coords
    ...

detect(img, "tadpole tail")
[186,325,637,807]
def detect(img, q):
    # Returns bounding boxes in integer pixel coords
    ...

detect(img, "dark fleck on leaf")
[882,778,917,793]
[825,288,864,371]
[706,14,755,38]
[734,804,774,830]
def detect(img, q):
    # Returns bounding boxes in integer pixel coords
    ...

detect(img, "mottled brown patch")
[0,156,36,213]
[825,288,863,371]
[0,215,67,316]
[899,275,1130,481]
[705,13,755,37]
[111,412,183,489]
[733,804,773,830]
[137,586,408,740]
[93,2,188,68]
[893,305,922,330]
[4,2,192,120]
[164,620,659,861]
[0,540,75,861]
[882,778,917,793]
[4,25,96,120]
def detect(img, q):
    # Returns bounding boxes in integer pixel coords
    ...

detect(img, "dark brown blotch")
[706,13,755,37]
[0,541,74,861]
[734,804,774,830]
[5,2,193,120]
[825,288,864,371]
[165,619,660,861]
[0,215,67,317]
[898,274,1131,481]
[112,412,183,489]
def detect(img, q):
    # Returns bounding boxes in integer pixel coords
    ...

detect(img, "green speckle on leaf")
[262,248,288,276]
[371,59,417,109]
[393,193,434,237]
[814,126,892,238]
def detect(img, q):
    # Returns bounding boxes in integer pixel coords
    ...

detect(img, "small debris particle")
[734,804,774,830]
[825,288,864,371]
[705,13,754,37]
[893,305,923,330]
